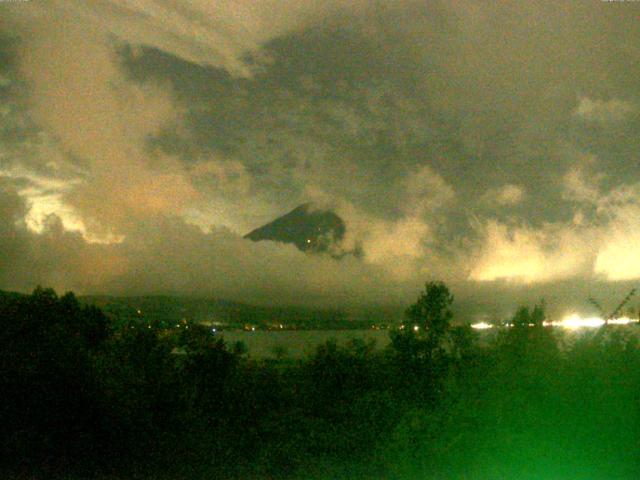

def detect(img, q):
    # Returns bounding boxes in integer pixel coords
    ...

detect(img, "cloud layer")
[1,1,640,316]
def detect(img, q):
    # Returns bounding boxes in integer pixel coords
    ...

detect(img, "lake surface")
[217,329,391,358]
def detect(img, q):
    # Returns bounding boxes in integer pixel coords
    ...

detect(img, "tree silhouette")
[502,300,557,363]
[0,287,111,469]
[511,301,546,328]
[530,300,546,326]
[405,281,454,352]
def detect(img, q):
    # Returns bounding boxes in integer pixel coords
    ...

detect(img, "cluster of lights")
[471,322,493,330]
[471,314,638,331]
[545,315,636,330]
[398,324,420,331]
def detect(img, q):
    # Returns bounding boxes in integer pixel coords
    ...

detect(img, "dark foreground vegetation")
[1,284,640,479]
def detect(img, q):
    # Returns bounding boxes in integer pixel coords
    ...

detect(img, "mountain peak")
[244,203,346,253]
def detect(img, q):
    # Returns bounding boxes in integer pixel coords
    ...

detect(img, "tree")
[512,306,531,328]
[405,281,454,351]
[0,287,111,468]
[502,300,557,363]
[512,301,546,328]
[530,301,546,326]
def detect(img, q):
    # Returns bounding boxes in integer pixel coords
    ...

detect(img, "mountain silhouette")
[244,203,346,253]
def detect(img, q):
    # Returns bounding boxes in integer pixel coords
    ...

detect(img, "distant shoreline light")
[470,322,494,330]
[470,314,638,331]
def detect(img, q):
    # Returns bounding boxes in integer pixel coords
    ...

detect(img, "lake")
[216,329,391,358]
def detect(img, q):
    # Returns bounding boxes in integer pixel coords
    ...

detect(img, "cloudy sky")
[1,1,639,318]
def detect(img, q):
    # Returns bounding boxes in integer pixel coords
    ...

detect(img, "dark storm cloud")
[119,1,640,224]
[0,181,28,286]
[1,1,640,315]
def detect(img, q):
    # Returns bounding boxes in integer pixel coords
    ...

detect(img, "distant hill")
[0,288,400,330]
[79,294,402,330]
[244,203,347,254]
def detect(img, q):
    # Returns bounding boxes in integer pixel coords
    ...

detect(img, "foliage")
[2,286,640,479]
[0,287,109,471]
[511,300,546,327]
[405,281,454,347]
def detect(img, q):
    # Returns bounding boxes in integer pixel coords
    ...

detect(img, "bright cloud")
[481,184,525,206]
[574,97,635,124]
[468,220,595,283]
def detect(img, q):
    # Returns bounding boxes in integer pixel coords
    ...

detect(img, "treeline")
[1,284,640,479]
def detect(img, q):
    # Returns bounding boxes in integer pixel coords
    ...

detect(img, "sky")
[0,1,639,319]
